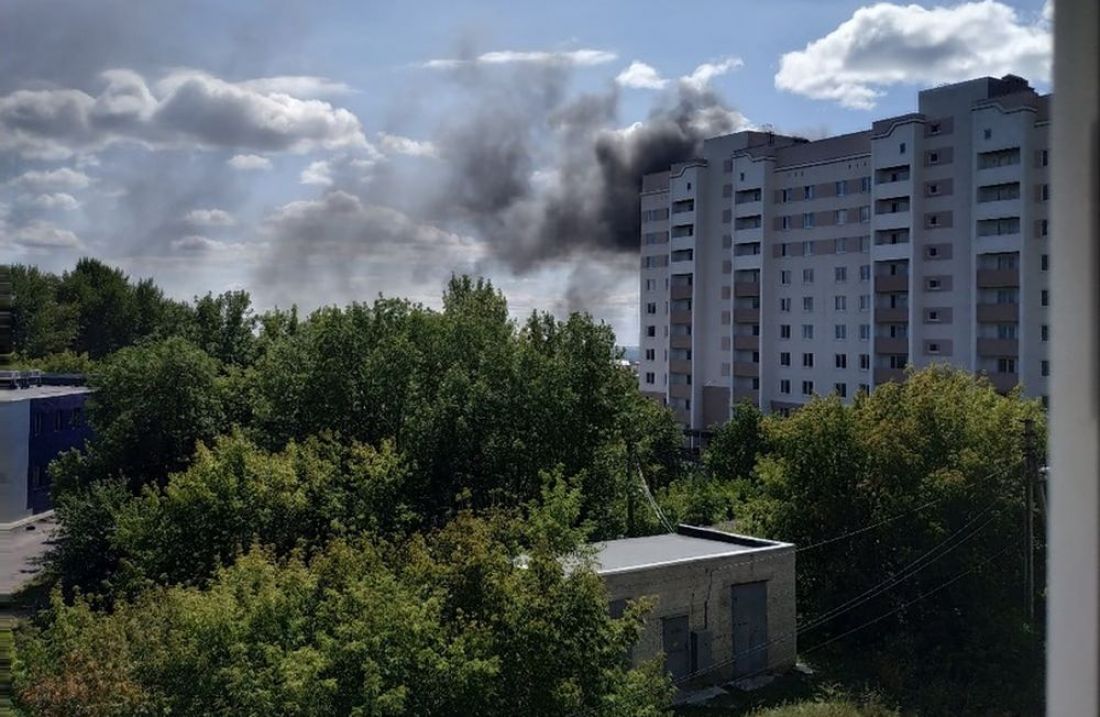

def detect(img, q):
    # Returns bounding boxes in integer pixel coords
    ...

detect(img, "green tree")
[17,519,672,717]
[56,259,138,358]
[87,337,226,487]
[189,290,257,366]
[9,265,76,358]
[704,400,767,481]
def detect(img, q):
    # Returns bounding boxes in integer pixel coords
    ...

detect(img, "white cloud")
[775,0,1052,109]
[424,48,617,69]
[183,208,235,226]
[227,153,273,171]
[300,160,333,186]
[11,221,83,249]
[378,132,438,158]
[680,58,743,92]
[615,62,669,90]
[170,234,226,253]
[237,76,355,98]
[0,68,367,158]
[9,167,92,190]
[24,192,80,211]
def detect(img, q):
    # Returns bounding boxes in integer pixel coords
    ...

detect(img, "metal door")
[661,614,691,680]
[731,581,768,677]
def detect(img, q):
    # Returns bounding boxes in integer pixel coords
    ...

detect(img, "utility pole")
[1022,417,1038,622]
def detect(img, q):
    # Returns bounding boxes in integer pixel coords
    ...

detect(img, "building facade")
[595,525,796,686]
[639,75,1050,428]
[0,376,92,526]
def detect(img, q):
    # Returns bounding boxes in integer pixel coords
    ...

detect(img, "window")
[803,213,815,228]
[1041,289,1049,306]
[928,182,939,196]
[859,206,871,223]
[928,278,942,290]
[836,180,847,196]
[835,383,848,398]
[802,380,814,396]
[1042,360,1050,377]
[835,353,847,369]
[835,208,848,225]
[984,128,992,140]
[781,188,793,203]
[32,413,42,436]
[1042,254,1049,271]
[930,122,941,134]
[835,295,847,311]
[646,302,657,315]
[835,266,847,283]
[644,279,656,291]
[671,249,694,262]
[860,353,871,370]
[860,265,871,282]
[837,237,849,254]
[928,214,939,227]
[645,372,655,384]
[929,151,939,164]
[928,310,941,322]
[860,177,872,193]
[646,325,656,337]
[899,142,906,154]
[803,268,814,284]
[780,379,791,394]
[802,324,814,339]
[928,246,940,258]
[780,297,791,312]
[780,352,791,366]
[835,324,847,340]
[780,270,792,285]
[781,216,792,230]
[1041,149,1049,167]
[889,355,909,369]
[1042,325,1049,341]
[644,348,656,361]
[804,185,815,200]
[1041,219,1049,236]
[859,294,871,311]
[996,323,1018,339]
[803,240,815,256]
[859,324,871,340]
[780,324,791,339]
[928,342,941,354]
[1042,184,1050,201]
[998,357,1017,374]
[740,172,745,181]
[803,296,814,312]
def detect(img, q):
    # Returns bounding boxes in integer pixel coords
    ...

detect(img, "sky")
[0,0,1052,345]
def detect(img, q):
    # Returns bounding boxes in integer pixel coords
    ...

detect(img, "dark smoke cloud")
[429,65,748,271]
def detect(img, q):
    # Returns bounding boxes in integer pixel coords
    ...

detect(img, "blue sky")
[0,0,1051,343]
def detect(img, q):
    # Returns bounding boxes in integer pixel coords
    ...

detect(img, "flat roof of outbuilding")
[592,525,792,575]
[0,386,92,403]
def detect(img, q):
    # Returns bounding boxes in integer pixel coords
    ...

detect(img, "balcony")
[875,307,909,323]
[669,383,692,399]
[876,337,909,354]
[976,303,1018,322]
[733,307,760,323]
[987,372,1019,394]
[874,367,906,384]
[977,338,1020,356]
[976,269,1020,288]
[733,362,759,378]
[670,285,693,300]
[670,310,693,326]
[670,336,692,349]
[875,275,909,292]
[734,281,761,297]
[733,335,758,350]
[669,359,692,374]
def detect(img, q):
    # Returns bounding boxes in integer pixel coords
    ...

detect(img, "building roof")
[591,525,791,575]
[0,385,92,403]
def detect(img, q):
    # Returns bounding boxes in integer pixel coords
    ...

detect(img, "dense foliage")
[10,260,1046,716]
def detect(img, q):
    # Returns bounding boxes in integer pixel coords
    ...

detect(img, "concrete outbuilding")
[594,525,795,687]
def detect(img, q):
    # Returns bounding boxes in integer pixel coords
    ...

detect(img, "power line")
[671,498,1006,685]
[796,496,947,553]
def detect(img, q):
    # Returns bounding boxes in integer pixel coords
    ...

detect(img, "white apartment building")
[638,75,1050,429]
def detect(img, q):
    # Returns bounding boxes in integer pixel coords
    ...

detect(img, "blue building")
[0,373,92,526]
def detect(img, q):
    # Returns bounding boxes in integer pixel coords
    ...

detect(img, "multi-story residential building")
[638,75,1050,429]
